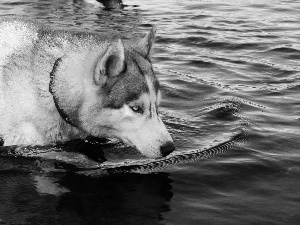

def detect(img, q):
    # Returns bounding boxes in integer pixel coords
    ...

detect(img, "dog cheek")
[78,104,126,137]
[76,103,105,136]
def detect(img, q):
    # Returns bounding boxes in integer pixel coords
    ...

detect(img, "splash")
[80,130,248,176]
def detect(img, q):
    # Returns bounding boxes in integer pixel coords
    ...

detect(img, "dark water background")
[1,0,300,224]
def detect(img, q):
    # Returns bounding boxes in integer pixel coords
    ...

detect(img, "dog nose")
[160,142,175,157]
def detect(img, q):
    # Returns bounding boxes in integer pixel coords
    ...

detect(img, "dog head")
[50,27,175,158]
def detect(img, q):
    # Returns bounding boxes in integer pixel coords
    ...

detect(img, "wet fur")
[0,17,174,158]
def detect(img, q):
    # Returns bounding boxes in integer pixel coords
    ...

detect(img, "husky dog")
[0,17,175,158]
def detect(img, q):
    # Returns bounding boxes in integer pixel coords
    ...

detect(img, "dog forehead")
[103,52,159,109]
[129,50,160,94]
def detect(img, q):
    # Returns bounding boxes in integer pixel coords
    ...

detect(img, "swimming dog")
[0,17,175,158]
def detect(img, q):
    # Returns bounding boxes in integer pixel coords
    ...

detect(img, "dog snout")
[160,142,175,157]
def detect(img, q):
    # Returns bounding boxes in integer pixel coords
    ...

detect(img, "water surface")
[0,0,300,224]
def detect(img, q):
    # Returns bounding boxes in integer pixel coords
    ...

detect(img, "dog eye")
[130,105,143,114]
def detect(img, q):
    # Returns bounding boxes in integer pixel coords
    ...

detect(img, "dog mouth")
[88,132,174,159]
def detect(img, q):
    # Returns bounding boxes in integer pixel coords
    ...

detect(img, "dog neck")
[49,57,77,127]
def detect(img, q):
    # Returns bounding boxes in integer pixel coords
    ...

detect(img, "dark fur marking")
[100,48,160,110]
[153,74,160,94]
[149,102,153,118]
[102,57,150,109]
[133,57,146,78]
[135,59,160,95]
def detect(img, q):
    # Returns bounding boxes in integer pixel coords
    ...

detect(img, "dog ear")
[94,39,125,86]
[136,26,156,59]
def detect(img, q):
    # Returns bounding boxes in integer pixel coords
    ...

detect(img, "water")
[0,0,300,224]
